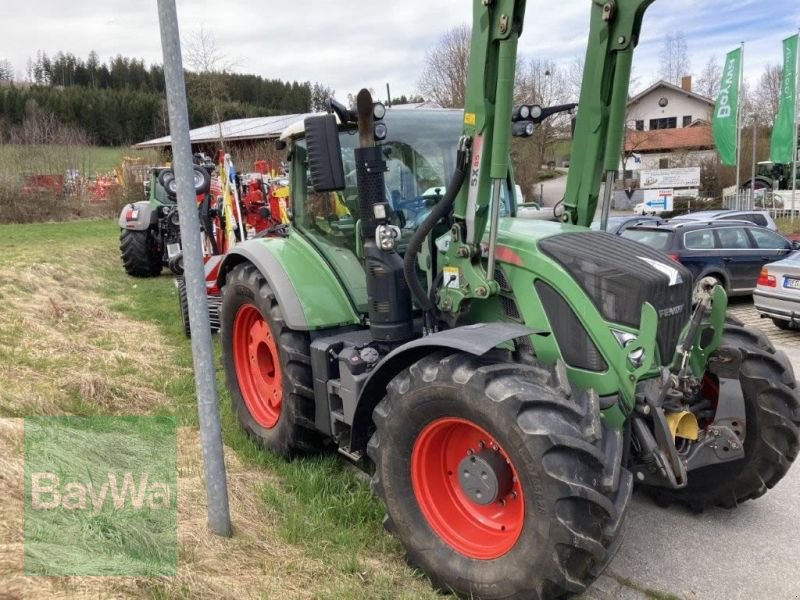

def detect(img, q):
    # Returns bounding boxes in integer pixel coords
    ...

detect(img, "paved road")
[583,299,800,600]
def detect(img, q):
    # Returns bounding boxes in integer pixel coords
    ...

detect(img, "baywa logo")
[24,416,177,576]
[30,471,172,514]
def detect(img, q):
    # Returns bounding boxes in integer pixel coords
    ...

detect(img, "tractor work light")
[373,102,387,120]
[512,104,544,122]
[512,122,536,137]
[374,122,388,141]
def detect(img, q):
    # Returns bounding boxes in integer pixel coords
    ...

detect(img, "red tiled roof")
[625,125,713,152]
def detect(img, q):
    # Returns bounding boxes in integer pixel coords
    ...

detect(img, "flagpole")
[792,30,799,223]
[736,42,745,209]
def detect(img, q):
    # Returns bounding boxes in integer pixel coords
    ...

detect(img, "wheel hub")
[457,449,513,505]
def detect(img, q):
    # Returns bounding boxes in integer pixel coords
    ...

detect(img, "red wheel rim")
[232,304,282,429]
[411,417,524,559]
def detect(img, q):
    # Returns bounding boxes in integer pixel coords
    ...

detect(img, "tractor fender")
[216,236,362,331]
[118,201,157,231]
[350,322,540,453]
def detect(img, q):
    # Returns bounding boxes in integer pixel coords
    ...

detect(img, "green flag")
[770,35,798,164]
[712,48,742,166]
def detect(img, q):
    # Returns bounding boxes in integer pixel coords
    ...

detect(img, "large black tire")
[368,352,632,599]
[649,323,800,510]
[120,229,162,277]
[177,277,191,338]
[220,263,322,458]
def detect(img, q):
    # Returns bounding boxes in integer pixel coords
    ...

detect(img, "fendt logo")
[31,471,172,515]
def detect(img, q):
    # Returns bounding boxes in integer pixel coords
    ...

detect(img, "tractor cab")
[280,109,515,314]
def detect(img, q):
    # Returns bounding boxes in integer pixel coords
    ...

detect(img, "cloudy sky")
[4,0,799,99]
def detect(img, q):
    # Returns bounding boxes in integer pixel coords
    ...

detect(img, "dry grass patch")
[0,253,180,417]
[1,423,431,600]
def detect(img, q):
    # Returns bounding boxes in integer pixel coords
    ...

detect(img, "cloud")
[4,0,798,99]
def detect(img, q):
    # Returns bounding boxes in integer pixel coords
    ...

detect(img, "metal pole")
[735,42,744,206]
[751,116,757,205]
[156,0,232,537]
[792,31,799,222]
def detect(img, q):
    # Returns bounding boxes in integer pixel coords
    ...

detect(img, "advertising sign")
[640,168,701,189]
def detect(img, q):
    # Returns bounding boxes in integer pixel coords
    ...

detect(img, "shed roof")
[132,113,311,149]
[132,102,444,149]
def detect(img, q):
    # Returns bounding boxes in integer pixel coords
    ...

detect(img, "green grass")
[775,217,800,237]
[0,218,438,599]
[0,145,153,175]
[24,416,177,576]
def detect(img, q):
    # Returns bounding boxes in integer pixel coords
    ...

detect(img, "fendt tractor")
[214,1,800,598]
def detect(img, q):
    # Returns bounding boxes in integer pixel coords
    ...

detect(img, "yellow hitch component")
[665,411,699,441]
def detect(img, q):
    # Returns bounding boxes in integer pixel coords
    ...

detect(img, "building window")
[635,120,644,131]
[650,117,677,130]
[659,158,671,169]
[683,115,692,127]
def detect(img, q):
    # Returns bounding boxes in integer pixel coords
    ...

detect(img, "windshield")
[621,228,673,251]
[294,109,514,252]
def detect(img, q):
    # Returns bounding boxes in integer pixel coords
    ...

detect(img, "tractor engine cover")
[538,231,693,366]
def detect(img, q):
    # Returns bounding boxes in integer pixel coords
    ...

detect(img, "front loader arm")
[439,0,526,313]
[562,0,655,228]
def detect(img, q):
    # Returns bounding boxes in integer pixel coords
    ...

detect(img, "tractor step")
[337,446,363,462]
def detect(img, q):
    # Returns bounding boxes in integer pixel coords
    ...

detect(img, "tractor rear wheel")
[648,323,800,510]
[120,229,162,277]
[368,352,632,599]
[220,263,322,458]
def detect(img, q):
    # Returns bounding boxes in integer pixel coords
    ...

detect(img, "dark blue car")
[621,220,795,295]
[590,215,664,235]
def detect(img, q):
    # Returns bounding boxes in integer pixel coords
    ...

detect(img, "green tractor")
[215,1,800,597]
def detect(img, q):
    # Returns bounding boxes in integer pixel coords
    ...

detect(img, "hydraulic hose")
[403,152,467,323]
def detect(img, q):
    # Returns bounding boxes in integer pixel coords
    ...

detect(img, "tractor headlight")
[374,122,388,141]
[612,330,646,368]
[373,102,386,120]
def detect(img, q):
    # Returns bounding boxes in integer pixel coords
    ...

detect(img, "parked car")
[669,209,778,231]
[754,253,800,330]
[621,220,796,295]
[590,215,664,234]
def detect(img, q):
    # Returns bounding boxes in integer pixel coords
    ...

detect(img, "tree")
[695,55,721,100]
[417,24,471,108]
[658,31,691,85]
[0,59,13,82]
[184,27,237,144]
[753,63,782,125]
[512,58,573,196]
[310,83,334,112]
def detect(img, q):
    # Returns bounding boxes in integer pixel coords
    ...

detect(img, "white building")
[622,77,716,177]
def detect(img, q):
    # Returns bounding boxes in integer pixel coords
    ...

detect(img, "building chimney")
[681,75,692,93]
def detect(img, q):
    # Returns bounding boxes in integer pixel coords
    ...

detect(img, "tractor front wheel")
[120,229,162,277]
[220,263,322,458]
[368,352,632,599]
[649,323,800,510]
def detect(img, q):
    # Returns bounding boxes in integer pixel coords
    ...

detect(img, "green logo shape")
[24,416,177,576]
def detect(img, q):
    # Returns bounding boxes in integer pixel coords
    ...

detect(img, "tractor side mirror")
[304,115,345,192]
